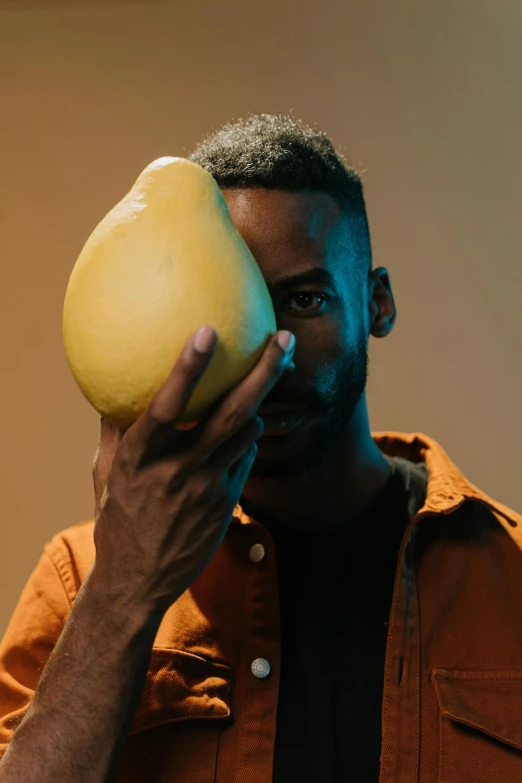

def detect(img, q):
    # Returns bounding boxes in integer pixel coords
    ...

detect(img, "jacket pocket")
[431,669,522,783]
[115,648,233,783]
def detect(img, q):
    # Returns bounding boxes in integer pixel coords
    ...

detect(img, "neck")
[240,395,391,531]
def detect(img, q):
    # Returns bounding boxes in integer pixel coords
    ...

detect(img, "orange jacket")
[1,431,522,782]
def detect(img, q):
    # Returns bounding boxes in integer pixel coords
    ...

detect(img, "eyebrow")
[267,267,337,295]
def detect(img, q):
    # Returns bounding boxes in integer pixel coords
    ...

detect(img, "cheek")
[293,316,343,356]
[291,310,357,377]
[298,332,342,376]
[309,351,344,398]
[296,340,338,380]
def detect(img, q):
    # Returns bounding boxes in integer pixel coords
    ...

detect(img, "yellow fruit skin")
[62,157,277,429]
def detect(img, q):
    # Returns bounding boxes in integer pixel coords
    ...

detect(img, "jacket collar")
[231,431,522,548]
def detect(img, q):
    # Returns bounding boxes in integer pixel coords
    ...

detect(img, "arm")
[0,326,293,782]
[0,567,162,783]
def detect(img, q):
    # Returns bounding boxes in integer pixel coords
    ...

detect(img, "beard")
[246,329,369,480]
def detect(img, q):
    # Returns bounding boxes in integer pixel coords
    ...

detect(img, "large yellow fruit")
[62,156,277,429]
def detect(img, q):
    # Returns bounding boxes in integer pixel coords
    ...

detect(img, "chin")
[248,438,317,480]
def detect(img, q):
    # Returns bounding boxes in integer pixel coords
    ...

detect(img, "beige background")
[1,0,521,636]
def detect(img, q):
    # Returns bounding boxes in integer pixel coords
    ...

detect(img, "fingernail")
[277,331,295,352]
[194,326,217,353]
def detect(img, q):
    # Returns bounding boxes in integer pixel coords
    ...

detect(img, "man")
[1,114,521,783]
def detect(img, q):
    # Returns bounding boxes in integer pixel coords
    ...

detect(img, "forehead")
[221,188,348,274]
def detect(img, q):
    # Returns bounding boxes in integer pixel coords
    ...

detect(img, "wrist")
[81,565,164,641]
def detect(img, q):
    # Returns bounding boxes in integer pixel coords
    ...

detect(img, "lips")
[257,406,308,437]
[257,402,307,416]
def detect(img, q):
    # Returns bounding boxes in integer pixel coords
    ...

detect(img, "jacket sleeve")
[0,547,73,759]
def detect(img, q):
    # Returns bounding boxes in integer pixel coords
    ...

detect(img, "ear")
[368,267,397,338]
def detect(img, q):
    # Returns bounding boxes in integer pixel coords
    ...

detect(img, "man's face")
[222,188,371,480]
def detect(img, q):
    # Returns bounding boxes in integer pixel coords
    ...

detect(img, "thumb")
[92,417,124,520]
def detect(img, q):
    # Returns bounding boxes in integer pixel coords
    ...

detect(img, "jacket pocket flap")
[432,669,522,751]
[129,648,233,736]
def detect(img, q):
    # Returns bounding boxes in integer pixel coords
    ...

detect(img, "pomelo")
[62,156,277,429]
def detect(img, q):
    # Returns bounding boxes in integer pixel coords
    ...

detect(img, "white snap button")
[251,658,270,679]
[249,543,265,563]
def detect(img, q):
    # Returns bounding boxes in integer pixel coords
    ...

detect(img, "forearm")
[0,567,162,783]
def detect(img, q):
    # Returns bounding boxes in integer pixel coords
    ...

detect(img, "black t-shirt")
[258,455,428,783]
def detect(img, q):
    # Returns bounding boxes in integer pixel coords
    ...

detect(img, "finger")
[208,415,264,472]
[191,331,294,460]
[124,327,217,466]
[93,418,122,475]
[227,439,259,490]
[93,417,124,496]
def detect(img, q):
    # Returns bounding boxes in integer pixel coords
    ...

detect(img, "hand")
[92,349,295,520]
[90,327,296,617]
